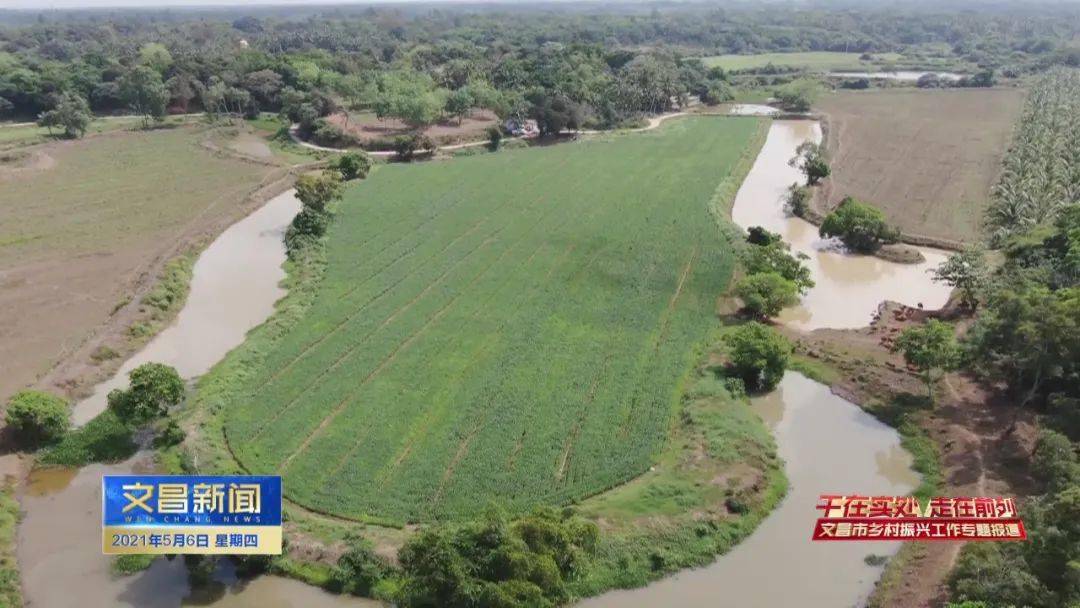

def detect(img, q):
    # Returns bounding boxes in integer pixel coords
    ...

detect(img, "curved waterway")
[582,119,942,606]
[17,190,380,607]
[732,120,952,329]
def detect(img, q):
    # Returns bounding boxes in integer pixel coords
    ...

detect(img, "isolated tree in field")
[789,141,830,185]
[931,247,988,311]
[37,91,91,139]
[892,319,960,404]
[107,362,184,424]
[295,172,345,213]
[394,133,435,161]
[725,322,791,391]
[735,272,799,318]
[334,151,372,181]
[773,78,822,112]
[819,197,900,253]
[5,390,69,447]
[119,66,168,127]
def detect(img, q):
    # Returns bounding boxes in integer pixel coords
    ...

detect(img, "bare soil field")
[0,126,284,404]
[817,88,1024,243]
[327,109,499,146]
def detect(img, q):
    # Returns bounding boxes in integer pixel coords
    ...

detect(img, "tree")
[725,322,792,391]
[789,141,830,185]
[5,390,69,447]
[443,88,474,124]
[735,272,799,319]
[931,247,988,310]
[329,539,393,596]
[892,319,960,403]
[742,242,814,294]
[784,183,811,217]
[54,90,92,138]
[773,78,822,112]
[486,125,503,151]
[334,151,372,181]
[294,173,344,213]
[394,133,435,161]
[119,66,167,127]
[819,197,900,253]
[106,362,184,424]
[138,43,173,74]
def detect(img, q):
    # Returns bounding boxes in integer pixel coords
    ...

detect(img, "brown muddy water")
[731,120,952,329]
[19,121,934,608]
[16,190,380,607]
[70,191,302,427]
[581,373,918,608]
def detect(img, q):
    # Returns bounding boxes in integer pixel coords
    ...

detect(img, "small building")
[504,118,539,137]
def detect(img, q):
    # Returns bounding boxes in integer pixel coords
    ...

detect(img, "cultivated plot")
[225,117,761,523]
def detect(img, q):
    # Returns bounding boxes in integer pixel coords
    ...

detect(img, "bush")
[742,240,814,294]
[725,322,791,391]
[106,362,184,425]
[39,409,136,466]
[394,133,436,161]
[784,183,810,217]
[309,118,362,148]
[735,272,799,319]
[5,390,69,447]
[333,151,372,180]
[819,196,900,253]
[486,125,503,151]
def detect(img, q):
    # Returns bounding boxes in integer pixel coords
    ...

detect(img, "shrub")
[725,322,791,391]
[819,196,900,252]
[735,272,799,319]
[394,133,436,161]
[5,390,69,447]
[486,125,503,151]
[107,362,184,425]
[309,118,362,148]
[784,183,810,217]
[334,151,372,181]
[39,409,136,466]
[294,173,344,213]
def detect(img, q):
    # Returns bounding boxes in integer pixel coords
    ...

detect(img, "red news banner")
[811,495,1026,542]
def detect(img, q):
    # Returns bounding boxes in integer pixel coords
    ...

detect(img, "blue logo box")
[102,475,282,527]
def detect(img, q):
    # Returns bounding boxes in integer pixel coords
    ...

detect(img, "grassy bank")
[0,483,21,608]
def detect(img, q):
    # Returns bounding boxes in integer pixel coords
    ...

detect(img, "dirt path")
[287,109,694,155]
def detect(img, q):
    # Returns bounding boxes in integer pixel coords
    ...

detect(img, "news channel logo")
[102,475,282,555]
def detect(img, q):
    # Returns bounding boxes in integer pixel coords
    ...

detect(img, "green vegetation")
[36,90,91,139]
[0,484,21,608]
[332,151,372,181]
[891,320,960,404]
[702,52,895,72]
[946,69,1080,608]
[286,172,345,255]
[724,322,792,392]
[819,197,900,253]
[110,554,156,577]
[39,409,135,467]
[130,255,193,338]
[4,389,69,448]
[740,231,814,294]
[219,117,758,524]
[790,141,830,186]
[734,272,798,319]
[772,78,824,113]
[986,69,1080,245]
[107,362,185,424]
[930,247,989,311]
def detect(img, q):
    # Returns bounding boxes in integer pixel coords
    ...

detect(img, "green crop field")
[703,51,901,72]
[224,116,763,523]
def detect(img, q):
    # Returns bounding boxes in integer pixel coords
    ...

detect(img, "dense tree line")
[944,69,1080,608]
[1,3,1078,133]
